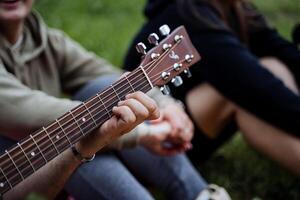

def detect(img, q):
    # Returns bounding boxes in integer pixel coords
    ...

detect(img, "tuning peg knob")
[163,43,172,51]
[151,53,160,60]
[171,76,183,87]
[184,69,192,78]
[148,33,159,46]
[136,42,147,55]
[161,71,171,80]
[173,63,182,71]
[174,35,183,43]
[185,54,194,63]
[159,24,171,36]
[160,85,171,95]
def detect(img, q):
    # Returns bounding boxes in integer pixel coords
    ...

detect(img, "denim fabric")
[65,75,207,200]
[0,75,207,200]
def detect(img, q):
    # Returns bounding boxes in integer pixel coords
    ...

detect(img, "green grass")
[34,0,300,199]
[35,0,145,66]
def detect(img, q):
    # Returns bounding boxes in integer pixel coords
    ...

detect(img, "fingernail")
[118,101,123,106]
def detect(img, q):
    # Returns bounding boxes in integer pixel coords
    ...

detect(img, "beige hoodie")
[0,11,176,149]
[0,12,150,149]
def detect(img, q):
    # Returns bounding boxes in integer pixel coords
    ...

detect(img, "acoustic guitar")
[0,25,201,197]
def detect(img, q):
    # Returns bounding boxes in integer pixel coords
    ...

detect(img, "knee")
[186,83,236,138]
[163,155,207,200]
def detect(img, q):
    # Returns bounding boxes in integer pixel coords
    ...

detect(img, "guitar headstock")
[136,25,201,94]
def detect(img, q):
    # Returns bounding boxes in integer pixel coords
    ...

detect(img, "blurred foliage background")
[33,0,300,199]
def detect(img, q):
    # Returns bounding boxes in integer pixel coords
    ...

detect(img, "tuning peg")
[174,35,184,43]
[185,54,194,63]
[148,33,159,46]
[184,69,192,78]
[161,71,170,80]
[163,43,172,51]
[173,63,182,71]
[171,76,183,87]
[136,42,147,55]
[159,24,171,36]
[160,85,171,95]
[151,53,160,60]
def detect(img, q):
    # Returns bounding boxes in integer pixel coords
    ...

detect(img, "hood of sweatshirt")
[0,11,47,70]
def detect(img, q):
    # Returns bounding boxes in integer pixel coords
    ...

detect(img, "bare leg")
[236,108,300,176]
[186,83,235,139]
[186,57,300,175]
[236,57,300,175]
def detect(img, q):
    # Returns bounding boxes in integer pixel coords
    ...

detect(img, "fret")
[112,79,134,101]
[69,111,85,137]
[96,94,111,117]
[30,134,47,163]
[56,119,72,146]
[139,66,153,89]
[124,75,135,92]
[111,85,122,101]
[43,127,60,155]
[17,143,35,172]
[56,114,83,145]
[5,151,24,181]
[83,102,98,127]
[44,122,72,156]
[0,168,12,190]
[69,106,98,140]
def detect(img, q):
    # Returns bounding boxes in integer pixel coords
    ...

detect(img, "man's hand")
[77,91,160,157]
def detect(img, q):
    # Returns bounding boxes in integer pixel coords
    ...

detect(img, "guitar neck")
[0,25,201,196]
[0,67,152,195]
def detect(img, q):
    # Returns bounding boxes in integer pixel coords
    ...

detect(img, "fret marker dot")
[82,117,86,122]
[0,182,4,187]
[56,135,60,140]
[31,152,35,157]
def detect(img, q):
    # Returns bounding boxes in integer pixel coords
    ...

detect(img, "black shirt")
[124,0,300,136]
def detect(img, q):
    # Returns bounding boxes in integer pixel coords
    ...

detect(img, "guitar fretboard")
[0,25,201,196]
[0,67,152,194]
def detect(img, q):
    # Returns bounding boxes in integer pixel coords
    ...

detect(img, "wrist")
[71,144,95,163]
[136,123,151,145]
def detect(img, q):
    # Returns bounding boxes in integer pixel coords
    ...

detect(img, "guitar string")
[0,76,149,178]
[0,38,181,171]
[0,58,157,166]
[0,44,187,188]
[0,40,187,184]
[0,37,181,166]
[0,56,189,189]
[2,74,149,187]
[0,54,175,175]
[2,60,183,188]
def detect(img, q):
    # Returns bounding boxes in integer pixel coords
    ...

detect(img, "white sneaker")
[196,184,231,200]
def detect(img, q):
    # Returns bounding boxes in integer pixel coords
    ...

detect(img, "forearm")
[250,29,300,83]
[0,70,81,139]
[4,149,81,200]
[198,32,300,135]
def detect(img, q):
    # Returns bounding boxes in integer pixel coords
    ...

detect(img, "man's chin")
[0,11,27,22]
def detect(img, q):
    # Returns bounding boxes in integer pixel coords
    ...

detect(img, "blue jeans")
[0,75,207,200]
[66,75,207,200]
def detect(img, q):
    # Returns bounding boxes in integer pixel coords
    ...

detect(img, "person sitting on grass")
[0,0,230,199]
[124,0,300,176]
